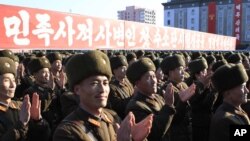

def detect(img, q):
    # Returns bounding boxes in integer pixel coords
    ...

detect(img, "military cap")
[13,55,19,63]
[126,52,137,62]
[153,58,163,69]
[227,53,242,64]
[160,54,185,75]
[191,52,202,60]
[224,52,233,60]
[183,52,190,59]
[110,55,128,71]
[136,50,145,58]
[145,52,156,61]
[126,57,156,85]
[0,50,16,61]
[215,54,225,61]
[28,57,51,74]
[212,59,228,72]
[36,51,46,57]
[212,63,248,93]
[0,57,16,76]
[46,52,62,64]
[188,58,208,75]
[65,50,112,91]
[205,55,216,66]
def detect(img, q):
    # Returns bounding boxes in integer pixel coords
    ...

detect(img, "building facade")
[162,0,250,47]
[118,6,156,24]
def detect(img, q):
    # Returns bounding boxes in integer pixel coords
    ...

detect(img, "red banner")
[234,0,242,45]
[0,4,236,50]
[207,2,216,34]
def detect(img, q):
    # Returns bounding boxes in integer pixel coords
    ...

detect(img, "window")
[167,20,171,25]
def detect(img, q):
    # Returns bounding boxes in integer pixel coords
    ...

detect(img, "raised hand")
[30,93,42,121]
[17,63,25,79]
[56,71,66,89]
[179,83,196,102]
[131,114,153,141]
[117,112,133,141]
[163,83,175,106]
[19,95,31,126]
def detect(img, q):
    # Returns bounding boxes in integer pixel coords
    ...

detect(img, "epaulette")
[146,98,156,106]
[88,118,101,127]
[9,101,22,110]
[0,105,7,112]
[37,86,45,92]
[225,112,242,124]
[102,113,112,123]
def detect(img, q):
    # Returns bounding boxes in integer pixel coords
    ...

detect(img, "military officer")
[108,55,134,119]
[25,57,62,137]
[0,57,50,141]
[160,54,196,141]
[210,63,250,141]
[126,57,176,141]
[53,50,153,141]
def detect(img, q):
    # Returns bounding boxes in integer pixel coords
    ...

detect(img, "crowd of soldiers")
[0,49,249,141]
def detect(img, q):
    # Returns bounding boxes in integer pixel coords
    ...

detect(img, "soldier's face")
[226,83,249,105]
[170,66,185,83]
[0,73,16,100]
[136,71,157,95]
[52,60,62,72]
[34,68,50,84]
[113,66,127,81]
[156,68,164,81]
[74,75,110,111]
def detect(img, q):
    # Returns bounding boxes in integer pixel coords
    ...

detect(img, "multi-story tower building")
[118,6,156,24]
[162,0,250,47]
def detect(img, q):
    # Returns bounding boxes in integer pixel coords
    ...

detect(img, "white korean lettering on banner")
[178,30,185,46]
[94,21,112,47]
[4,10,30,45]
[197,33,205,50]
[139,27,150,48]
[113,23,124,47]
[153,28,162,48]
[125,25,136,47]
[53,16,76,46]
[32,14,54,46]
[161,29,170,49]
[185,31,192,50]
[76,19,93,46]
[170,30,178,49]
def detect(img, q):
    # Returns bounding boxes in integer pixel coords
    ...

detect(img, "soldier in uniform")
[160,54,196,141]
[107,55,134,119]
[46,52,66,91]
[53,50,153,141]
[25,57,62,138]
[0,57,50,141]
[14,56,36,100]
[211,60,228,113]
[210,63,250,141]
[242,69,250,117]
[153,58,164,94]
[188,58,217,141]
[125,57,176,141]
